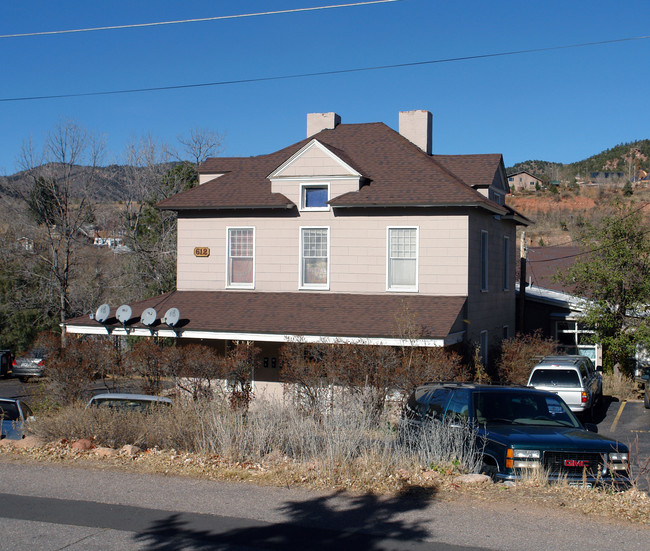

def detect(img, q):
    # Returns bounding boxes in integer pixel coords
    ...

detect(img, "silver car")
[12,348,47,382]
[527,355,602,419]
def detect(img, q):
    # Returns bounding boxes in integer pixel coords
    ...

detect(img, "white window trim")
[503,235,510,291]
[386,226,419,292]
[299,226,330,290]
[299,182,330,212]
[481,230,489,292]
[225,226,255,289]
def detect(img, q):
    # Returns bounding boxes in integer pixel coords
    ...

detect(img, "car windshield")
[91,398,170,413]
[529,368,581,387]
[474,391,581,427]
[0,402,20,421]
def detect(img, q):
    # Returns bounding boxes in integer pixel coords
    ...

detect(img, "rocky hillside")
[507,139,650,184]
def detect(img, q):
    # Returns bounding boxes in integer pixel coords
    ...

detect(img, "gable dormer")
[269,139,362,211]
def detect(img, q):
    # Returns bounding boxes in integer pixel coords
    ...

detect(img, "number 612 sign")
[194,247,210,257]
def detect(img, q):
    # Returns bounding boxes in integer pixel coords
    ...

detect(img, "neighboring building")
[65,110,530,392]
[508,171,543,192]
[518,246,601,367]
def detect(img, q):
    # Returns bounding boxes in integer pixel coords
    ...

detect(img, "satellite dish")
[140,307,157,326]
[162,307,180,327]
[116,304,133,325]
[95,304,110,324]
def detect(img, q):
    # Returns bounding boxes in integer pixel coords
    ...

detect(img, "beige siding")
[275,146,354,178]
[465,211,517,350]
[177,212,470,296]
[272,177,360,208]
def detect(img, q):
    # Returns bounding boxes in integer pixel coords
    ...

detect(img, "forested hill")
[507,139,650,183]
[0,163,175,202]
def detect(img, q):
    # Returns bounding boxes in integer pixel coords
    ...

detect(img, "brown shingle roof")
[157,122,506,212]
[523,246,588,294]
[66,291,467,341]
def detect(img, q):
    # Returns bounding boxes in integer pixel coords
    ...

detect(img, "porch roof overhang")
[64,291,468,348]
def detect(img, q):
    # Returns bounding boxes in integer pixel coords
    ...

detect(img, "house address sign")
[194,247,210,257]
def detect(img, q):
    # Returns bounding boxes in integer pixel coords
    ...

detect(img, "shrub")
[496,331,557,384]
[46,338,99,405]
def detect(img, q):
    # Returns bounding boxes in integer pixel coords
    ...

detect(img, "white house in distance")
[65,110,530,392]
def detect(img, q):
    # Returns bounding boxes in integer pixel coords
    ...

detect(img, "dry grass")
[17,394,650,525]
[602,372,640,401]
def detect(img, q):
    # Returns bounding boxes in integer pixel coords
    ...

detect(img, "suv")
[402,383,630,487]
[527,355,602,418]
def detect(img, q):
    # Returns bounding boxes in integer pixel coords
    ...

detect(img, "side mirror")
[584,422,598,433]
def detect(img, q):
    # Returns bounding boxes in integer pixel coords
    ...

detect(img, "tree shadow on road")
[133,484,440,550]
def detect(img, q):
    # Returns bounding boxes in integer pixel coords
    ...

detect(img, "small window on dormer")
[300,184,329,211]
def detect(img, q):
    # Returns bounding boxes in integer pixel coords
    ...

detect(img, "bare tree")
[119,136,178,298]
[174,127,225,166]
[16,120,104,344]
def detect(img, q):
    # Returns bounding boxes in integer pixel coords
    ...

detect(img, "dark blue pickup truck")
[402,383,631,487]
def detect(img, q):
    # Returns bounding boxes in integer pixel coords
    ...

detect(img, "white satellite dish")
[95,303,110,324]
[116,304,133,325]
[162,307,180,327]
[140,307,157,326]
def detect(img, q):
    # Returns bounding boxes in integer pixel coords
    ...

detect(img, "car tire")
[480,462,498,480]
[18,376,29,383]
[644,391,649,409]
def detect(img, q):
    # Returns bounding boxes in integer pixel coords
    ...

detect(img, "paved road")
[597,398,650,488]
[0,462,648,551]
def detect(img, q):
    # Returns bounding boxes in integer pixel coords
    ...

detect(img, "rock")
[120,445,142,456]
[71,439,94,451]
[420,470,442,482]
[13,436,45,449]
[453,473,492,485]
[95,447,117,457]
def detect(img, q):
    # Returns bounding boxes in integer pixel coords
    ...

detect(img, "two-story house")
[508,171,543,192]
[65,110,529,393]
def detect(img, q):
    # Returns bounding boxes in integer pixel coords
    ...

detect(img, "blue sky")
[2,0,649,175]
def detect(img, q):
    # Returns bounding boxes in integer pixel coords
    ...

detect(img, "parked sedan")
[12,348,48,382]
[87,393,173,412]
[402,383,630,488]
[0,398,34,440]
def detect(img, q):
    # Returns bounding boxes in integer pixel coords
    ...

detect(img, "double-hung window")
[481,230,488,291]
[503,236,510,291]
[227,227,254,288]
[300,227,329,288]
[387,227,418,291]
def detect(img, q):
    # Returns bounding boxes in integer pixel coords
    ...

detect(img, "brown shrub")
[496,331,557,384]
[46,338,101,405]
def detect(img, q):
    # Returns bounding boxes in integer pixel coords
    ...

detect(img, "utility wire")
[1,33,649,103]
[0,1,399,39]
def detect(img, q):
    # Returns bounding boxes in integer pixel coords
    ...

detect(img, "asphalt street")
[1,462,649,551]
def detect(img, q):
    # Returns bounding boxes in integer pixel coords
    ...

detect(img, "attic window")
[300,183,329,211]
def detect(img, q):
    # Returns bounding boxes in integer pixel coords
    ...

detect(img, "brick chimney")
[399,110,432,155]
[307,112,341,137]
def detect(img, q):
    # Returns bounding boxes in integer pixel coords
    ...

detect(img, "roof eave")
[331,201,507,214]
[159,203,296,212]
